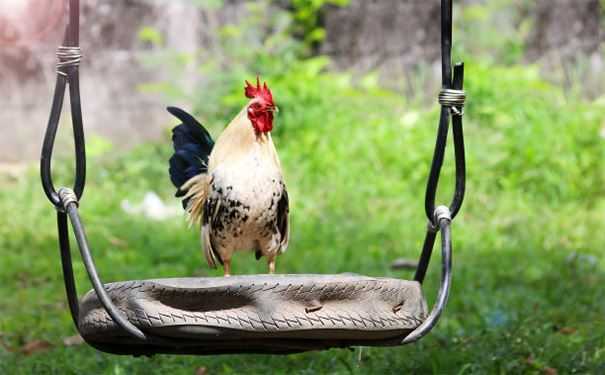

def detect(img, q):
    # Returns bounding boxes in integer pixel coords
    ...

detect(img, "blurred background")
[1,0,604,373]
[2,0,604,164]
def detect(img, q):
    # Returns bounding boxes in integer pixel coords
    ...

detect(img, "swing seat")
[78,274,427,355]
[41,0,465,356]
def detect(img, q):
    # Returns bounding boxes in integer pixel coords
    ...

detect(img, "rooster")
[167,78,289,276]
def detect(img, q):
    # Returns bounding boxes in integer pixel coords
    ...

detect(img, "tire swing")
[40,0,466,356]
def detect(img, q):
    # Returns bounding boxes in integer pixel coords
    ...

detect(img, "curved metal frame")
[40,0,148,342]
[404,0,466,343]
[40,0,466,351]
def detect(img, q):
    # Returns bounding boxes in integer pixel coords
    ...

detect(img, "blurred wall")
[0,0,247,164]
[527,0,602,61]
[1,0,603,164]
[321,2,441,78]
[321,0,603,88]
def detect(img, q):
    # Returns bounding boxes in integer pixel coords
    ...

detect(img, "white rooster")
[168,78,289,276]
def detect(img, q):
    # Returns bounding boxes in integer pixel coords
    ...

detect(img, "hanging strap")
[424,0,466,227]
[40,0,85,208]
[402,0,467,344]
[40,0,148,342]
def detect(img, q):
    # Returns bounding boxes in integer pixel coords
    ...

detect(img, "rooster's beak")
[271,106,279,113]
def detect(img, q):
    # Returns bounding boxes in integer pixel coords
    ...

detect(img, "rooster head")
[245,77,276,134]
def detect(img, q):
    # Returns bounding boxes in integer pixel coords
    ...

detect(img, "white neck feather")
[208,106,280,171]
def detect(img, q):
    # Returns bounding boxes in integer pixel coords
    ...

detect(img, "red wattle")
[250,112,273,133]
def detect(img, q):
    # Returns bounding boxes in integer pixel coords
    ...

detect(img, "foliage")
[138,0,304,123]
[289,0,349,51]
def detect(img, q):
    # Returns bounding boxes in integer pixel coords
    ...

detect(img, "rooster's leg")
[223,259,232,277]
[268,258,276,274]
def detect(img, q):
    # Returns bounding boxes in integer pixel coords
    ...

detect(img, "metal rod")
[423,0,466,225]
[68,71,86,200]
[424,0,453,225]
[40,75,67,207]
[424,107,450,223]
[40,0,147,344]
[40,0,86,207]
[403,217,453,344]
[441,0,453,88]
[413,229,437,284]
[63,200,147,341]
[411,0,465,341]
[57,211,80,329]
[448,63,466,219]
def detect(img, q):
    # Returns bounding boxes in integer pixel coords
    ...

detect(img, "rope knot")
[56,46,82,76]
[438,88,466,116]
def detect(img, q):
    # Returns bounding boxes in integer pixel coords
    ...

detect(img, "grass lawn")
[1,62,604,374]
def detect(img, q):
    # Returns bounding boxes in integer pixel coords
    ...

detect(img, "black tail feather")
[167,106,214,207]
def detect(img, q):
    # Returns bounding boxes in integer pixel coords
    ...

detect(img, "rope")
[56,46,82,76]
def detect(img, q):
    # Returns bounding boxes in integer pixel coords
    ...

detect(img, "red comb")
[245,76,273,104]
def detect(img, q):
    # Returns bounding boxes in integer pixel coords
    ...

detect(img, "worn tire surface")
[78,274,427,355]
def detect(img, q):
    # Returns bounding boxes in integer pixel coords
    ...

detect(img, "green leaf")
[137,26,163,46]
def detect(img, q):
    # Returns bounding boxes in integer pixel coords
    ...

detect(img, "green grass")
[1,62,604,374]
